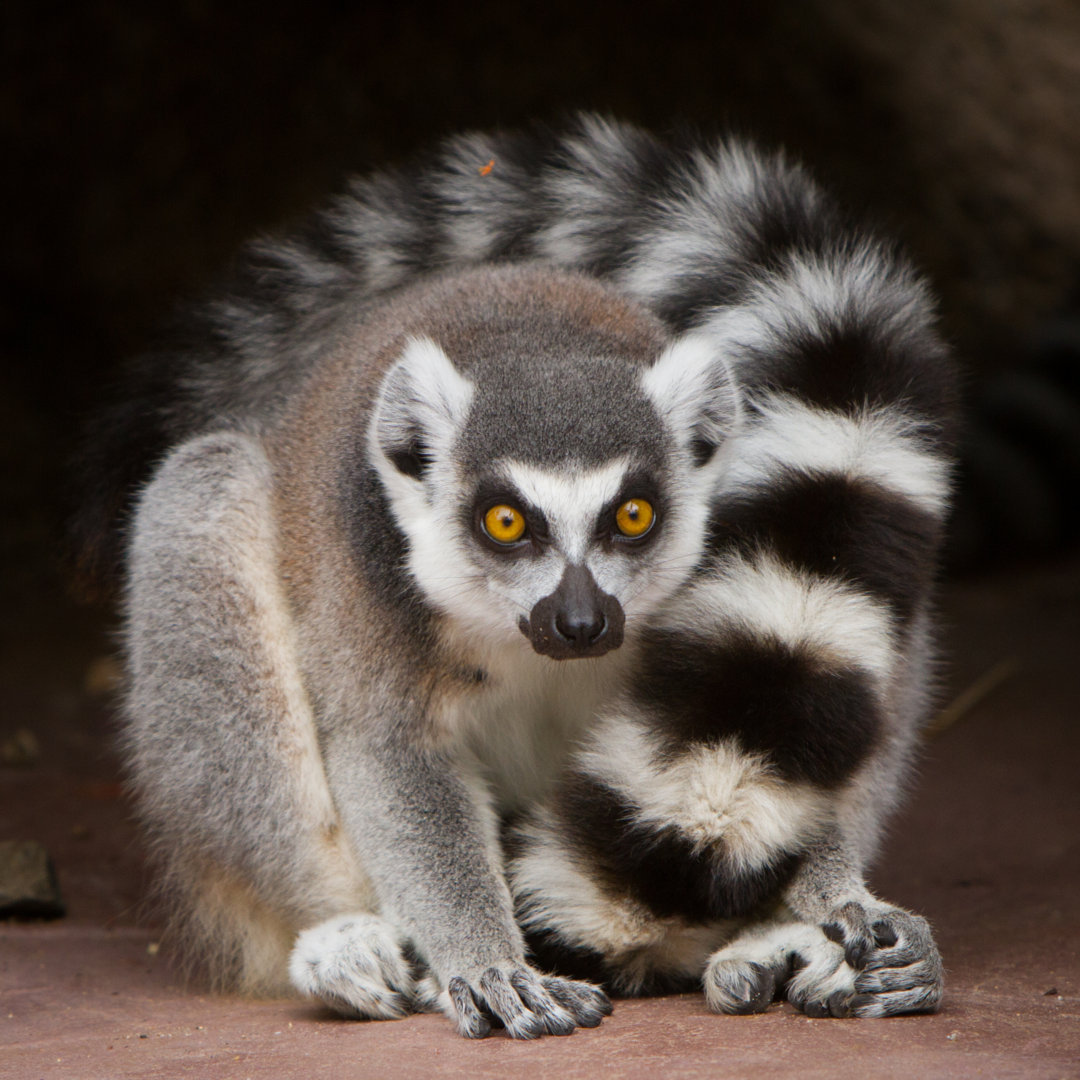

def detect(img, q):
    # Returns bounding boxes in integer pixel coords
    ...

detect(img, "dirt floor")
[2,557,1079,1079]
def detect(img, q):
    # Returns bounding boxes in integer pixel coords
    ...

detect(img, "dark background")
[4,0,1080,638]
[4,12,1079,1064]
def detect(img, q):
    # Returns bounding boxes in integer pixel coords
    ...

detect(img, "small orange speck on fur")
[479,159,495,176]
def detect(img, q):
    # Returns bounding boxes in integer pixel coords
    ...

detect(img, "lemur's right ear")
[372,337,474,480]
[641,332,740,466]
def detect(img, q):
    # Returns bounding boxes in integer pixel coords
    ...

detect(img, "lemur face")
[462,457,665,658]
[369,277,738,658]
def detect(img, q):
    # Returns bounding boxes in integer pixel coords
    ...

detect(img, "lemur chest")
[447,648,630,814]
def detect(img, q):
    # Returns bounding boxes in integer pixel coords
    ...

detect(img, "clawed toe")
[446,964,610,1039]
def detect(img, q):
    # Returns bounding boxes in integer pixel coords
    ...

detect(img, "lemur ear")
[641,333,740,466]
[372,337,474,479]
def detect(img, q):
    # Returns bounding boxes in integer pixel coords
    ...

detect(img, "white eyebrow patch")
[501,457,632,562]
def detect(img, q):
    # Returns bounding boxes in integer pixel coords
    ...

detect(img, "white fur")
[373,337,475,462]
[721,393,951,515]
[498,456,713,627]
[440,629,632,812]
[688,243,929,356]
[640,332,741,453]
[755,246,929,347]
[369,338,503,639]
[576,717,831,871]
[661,550,896,683]
[289,913,416,1019]
[617,143,776,303]
[503,457,632,563]
[511,809,661,956]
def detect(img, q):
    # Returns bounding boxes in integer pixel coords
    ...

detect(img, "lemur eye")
[483,504,527,544]
[615,498,655,538]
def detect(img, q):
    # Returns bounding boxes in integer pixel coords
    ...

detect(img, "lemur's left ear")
[641,333,739,465]
[372,337,474,480]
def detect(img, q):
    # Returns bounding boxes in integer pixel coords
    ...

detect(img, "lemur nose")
[526,563,625,659]
[555,610,607,647]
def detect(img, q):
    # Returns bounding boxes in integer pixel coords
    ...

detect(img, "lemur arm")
[784,828,874,923]
[323,728,523,975]
[321,727,610,1037]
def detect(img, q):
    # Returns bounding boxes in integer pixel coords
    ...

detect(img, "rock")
[0,840,66,919]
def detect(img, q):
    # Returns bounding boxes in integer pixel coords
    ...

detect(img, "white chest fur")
[444,638,632,813]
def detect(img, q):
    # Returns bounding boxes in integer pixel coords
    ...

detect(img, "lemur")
[78,115,956,1037]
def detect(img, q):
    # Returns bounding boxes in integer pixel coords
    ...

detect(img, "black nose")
[524,564,626,660]
[555,609,607,647]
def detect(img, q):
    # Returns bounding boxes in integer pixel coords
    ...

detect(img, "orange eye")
[615,498,655,538]
[483,504,527,544]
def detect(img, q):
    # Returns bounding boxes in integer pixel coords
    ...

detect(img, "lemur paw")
[705,957,790,1014]
[444,964,611,1039]
[705,921,855,1018]
[821,901,944,1016]
[289,913,419,1020]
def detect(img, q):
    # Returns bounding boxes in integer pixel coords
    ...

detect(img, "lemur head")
[370,267,737,659]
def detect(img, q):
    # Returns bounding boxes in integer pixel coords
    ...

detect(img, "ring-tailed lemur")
[79,115,955,1036]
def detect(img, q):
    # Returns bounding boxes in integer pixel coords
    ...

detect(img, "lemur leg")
[707,826,944,1019]
[707,752,945,1020]
[127,432,416,1014]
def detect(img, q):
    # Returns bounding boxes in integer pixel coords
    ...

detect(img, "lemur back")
[83,115,955,1035]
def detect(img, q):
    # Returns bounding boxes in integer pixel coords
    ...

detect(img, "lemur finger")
[540,976,613,1027]
[852,981,943,1017]
[509,969,576,1035]
[477,967,546,1039]
[785,935,855,1019]
[448,976,492,1039]
[800,989,855,1019]
[822,901,875,969]
[871,919,899,947]
[855,960,939,995]
[861,911,941,971]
